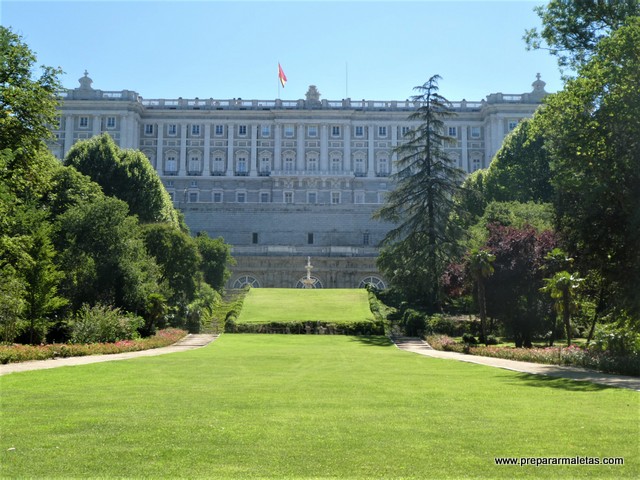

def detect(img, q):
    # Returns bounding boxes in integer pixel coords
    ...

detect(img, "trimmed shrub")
[71,304,143,344]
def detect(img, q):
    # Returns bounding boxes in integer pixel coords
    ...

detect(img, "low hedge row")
[0,329,187,364]
[225,319,385,336]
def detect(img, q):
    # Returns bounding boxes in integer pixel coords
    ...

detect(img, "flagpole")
[277,62,280,99]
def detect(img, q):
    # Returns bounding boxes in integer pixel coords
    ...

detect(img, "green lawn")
[1,335,638,479]
[237,288,374,324]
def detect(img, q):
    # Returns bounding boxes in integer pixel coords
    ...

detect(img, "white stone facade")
[50,73,547,288]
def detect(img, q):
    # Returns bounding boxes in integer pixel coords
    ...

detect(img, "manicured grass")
[236,288,374,324]
[1,335,638,479]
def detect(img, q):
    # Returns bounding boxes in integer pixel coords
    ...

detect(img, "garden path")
[393,336,640,391]
[0,334,218,376]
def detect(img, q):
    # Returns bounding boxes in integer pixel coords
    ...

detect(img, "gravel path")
[393,336,640,391]
[0,334,219,376]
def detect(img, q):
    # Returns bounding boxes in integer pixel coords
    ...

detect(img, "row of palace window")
[143,123,399,139]
[159,153,390,176]
[74,118,515,140]
[247,231,371,246]
[167,188,385,205]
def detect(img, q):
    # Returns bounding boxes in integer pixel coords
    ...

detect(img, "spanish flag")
[278,63,287,88]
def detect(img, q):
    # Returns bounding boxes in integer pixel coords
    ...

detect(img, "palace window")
[307,233,314,244]
[168,124,177,136]
[252,233,259,244]
[284,191,294,204]
[165,154,177,173]
[212,155,225,173]
[448,126,457,137]
[331,157,341,172]
[284,155,294,171]
[261,125,270,137]
[307,125,318,137]
[215,125,224,136]
[354,191,365,204]
[508,120,519,131]
[331,126,341,137]
[144,124,154,135]
[471,126,481,138]
[189,192,199,203]
[238,125,247,136]
[191,125,200,136]
[213,191,223,203]
[378,126,387,137]
[260,156,271,174]
[307,156,318,171]
[331,192,341,204]
[79,116,89,128]
[236,191,246,203]
[236,157,247,174]
[188,153,201,174]
[260,192,270,203]
[106,117,116,129]
[355,126,364,137]
[307,192,317,204]
[284,125,294,138]
[401,126,411,137]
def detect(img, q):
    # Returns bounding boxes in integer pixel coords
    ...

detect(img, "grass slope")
[1,335,638,479]
[236,288,374,324]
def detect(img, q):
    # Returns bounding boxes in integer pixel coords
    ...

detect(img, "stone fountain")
[301,256,317,289]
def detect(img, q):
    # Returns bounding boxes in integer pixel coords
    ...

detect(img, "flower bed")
[426,334,640,377]
[0,329,187,364]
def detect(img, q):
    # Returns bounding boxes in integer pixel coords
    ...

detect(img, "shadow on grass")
[349,335,394,347]
[504,371,617,392]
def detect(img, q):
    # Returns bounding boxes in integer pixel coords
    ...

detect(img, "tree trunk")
[563,293,572,346]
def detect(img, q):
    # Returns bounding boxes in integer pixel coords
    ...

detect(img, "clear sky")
[2,0,562,102]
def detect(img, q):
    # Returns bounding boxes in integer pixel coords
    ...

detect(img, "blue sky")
[2,1,562,102]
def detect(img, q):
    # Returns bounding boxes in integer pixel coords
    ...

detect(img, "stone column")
[343,124,351,173]
[367,124,375,177]
[204,124,211,175]
[274,123,282,171]
[63,115,74,157]
[296,124,305,172]
[461,125,469,172]
[391,124,398,174]
[226,124,234,176]
[320,124,328,172]
[92,115,101,137]
[250,124,258,176]
[179,123,187,176]
[156,123,164,174]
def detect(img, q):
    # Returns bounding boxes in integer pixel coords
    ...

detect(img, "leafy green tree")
[43,164,104,218]
[22,221,67,344]
[55,195,161,313]
[468,248,495,345]
[374,75,465,309]
[0,265,26,343]
[537,17,640,317]
[524,0,640,76]
[0,27,62,199]
[65,134,181,227]
[195,232,234,292]
[141,223,202,306]
[483,118,552,204]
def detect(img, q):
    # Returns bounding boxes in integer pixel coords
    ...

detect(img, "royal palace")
[50,73,547,289]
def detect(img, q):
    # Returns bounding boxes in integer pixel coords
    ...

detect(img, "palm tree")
[541,271,583,346]
[469,248,495,345]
